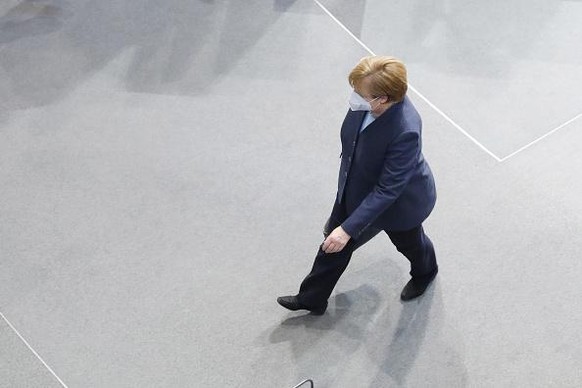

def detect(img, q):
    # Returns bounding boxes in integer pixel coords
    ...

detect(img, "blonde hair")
[348,56,408,102]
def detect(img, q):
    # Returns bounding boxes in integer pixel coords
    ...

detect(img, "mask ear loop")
[368,96,383,109]
[379,95,392,105]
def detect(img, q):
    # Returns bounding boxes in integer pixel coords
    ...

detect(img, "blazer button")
[344,172,348,177]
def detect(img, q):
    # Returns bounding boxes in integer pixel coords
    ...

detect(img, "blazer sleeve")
[324,194,347,236]
[341,130,420,239]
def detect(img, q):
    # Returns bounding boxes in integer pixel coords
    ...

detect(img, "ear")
[381,96,391,104]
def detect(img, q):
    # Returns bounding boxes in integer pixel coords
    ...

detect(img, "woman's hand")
[321,226,351,253]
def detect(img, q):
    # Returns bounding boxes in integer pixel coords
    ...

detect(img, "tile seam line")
[499,111,582,162]
[312,0,502,162]
[0,311,69,388]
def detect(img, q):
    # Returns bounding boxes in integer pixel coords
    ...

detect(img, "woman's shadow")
[367,281,468,387]
[263,284,383,384]
[367,282,437,386]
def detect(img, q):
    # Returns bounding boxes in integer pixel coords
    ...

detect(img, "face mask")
[349,91,379,111]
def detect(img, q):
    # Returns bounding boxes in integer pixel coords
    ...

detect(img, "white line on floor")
[500,112,582,162]
[0,311,69,388]
[312,0,375,55]
[312,0,502,162]
[406,85,502,162]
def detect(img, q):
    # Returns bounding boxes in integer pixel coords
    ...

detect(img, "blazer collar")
[345,109,367,131]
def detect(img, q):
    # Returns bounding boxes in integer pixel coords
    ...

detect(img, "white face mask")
[348,91,379,111]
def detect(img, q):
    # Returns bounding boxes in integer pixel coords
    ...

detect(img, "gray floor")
[1,0,581,387]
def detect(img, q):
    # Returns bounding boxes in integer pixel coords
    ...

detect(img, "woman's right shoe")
[400,269,438,301]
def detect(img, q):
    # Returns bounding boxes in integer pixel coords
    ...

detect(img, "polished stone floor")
[1,1,581,387]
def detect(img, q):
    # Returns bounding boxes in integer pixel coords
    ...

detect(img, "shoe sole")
[277,298,326,315]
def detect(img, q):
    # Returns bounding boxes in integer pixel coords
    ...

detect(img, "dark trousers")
[296,223,438,308]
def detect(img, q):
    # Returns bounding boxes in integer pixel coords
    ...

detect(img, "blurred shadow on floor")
[265,285,382,384]
[0,0,68,44]
[0,0,292,113]
[367,281,468,387]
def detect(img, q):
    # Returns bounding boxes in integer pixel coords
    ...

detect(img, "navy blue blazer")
[332,96,436,239]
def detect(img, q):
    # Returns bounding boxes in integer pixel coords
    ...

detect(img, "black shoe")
[277,295,327,315]
[400,270,438,301]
